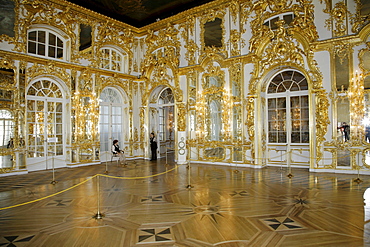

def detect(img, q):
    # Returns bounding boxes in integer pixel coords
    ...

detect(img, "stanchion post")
[166,147,168,166]
[93,175,104,219]
[51,156,57,185]
[287,150,294,178]
[105,152,109,174]
[186,160,193,189]
[354,152,363,183]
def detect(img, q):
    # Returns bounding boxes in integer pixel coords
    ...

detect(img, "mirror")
[0,0,15,37]
[79,24,92,51]
[205,97,222,141]
[336,97,350,142]
[337,149,350,167]
[233,147,243,161]
[204,146,224,160]
[204,18,222,47]
[233,105,242,141]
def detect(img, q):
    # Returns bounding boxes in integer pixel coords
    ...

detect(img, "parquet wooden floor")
[0,156,369,246]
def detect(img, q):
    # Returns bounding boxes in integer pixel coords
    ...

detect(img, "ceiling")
[67,0,215,28]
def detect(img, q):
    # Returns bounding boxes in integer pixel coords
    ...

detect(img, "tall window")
[28,29,65,60]
[100,47,127,73]
[99,88,123,153]
[267,70,309,143]
[27,80,64,157]
[0,110,14,148]
[158,88,174,142]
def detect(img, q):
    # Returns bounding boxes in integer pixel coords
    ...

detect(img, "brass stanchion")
[354,154,363,183]
[186,160,193,189]
[286,150,293,178]
[165,147,168,166]
[93,175,104,219]
[105,153,109,174]
[50,156,57,185]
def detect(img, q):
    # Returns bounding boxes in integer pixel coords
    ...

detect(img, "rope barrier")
[0,163,182,211]
[0,174,97,211]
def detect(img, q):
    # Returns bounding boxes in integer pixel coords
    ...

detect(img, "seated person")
[112,140,126,165]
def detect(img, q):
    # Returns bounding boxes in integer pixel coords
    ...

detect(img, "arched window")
[99,88,123,155]
[158,88,174,142]
[267,70,309,143]
[27,80,64,157]
[100,47,128,73]
[27,29,67,60]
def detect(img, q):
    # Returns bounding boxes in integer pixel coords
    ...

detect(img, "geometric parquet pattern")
[0,155,369,246]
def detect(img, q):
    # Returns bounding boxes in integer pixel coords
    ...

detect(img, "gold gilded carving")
[334,41,351,64]
[18,1,76,54]
[246,96,255,155]
[325,1,350,37]
[229,29,245,57]
[261,20,305,69]
[348,71,364,145]
[315,90,330,165]
[351,0,368,33]
[359,42,370,73]
[177,103,186,132]
[291,0,319,41]
[267,0,293,12]
[185,40,198,65]
[27,62,70,88]
[199,8,226,56]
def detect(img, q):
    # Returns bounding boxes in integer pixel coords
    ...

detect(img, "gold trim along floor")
[0,157,369,246]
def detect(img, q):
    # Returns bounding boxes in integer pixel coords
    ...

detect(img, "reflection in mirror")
[0,110,14,149]
[0,0,15,37]
[205,76,221,88]
[233,105,241,141]
[79,24,92,51]
[336,98,350,142]
[204,18,222,47]
[233,147,242,161]
[335,56,350,91]
[337,149,350,166]
[205,147,224,159]
[0,155,13,169]
[232,80,241,97]
[207,99,221,141]
[365,90,370,143]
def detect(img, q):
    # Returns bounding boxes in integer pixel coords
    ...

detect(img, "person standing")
[112,140,126,165]
[150,132,157,161]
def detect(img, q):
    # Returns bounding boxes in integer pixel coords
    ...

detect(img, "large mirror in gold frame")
[0,67,15,171]
[363,85,370,167]
[202,67,225,160]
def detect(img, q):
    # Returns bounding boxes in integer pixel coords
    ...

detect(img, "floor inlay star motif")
[138,228,173,243]
[261,217,304,231]
[0,235,35,247]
